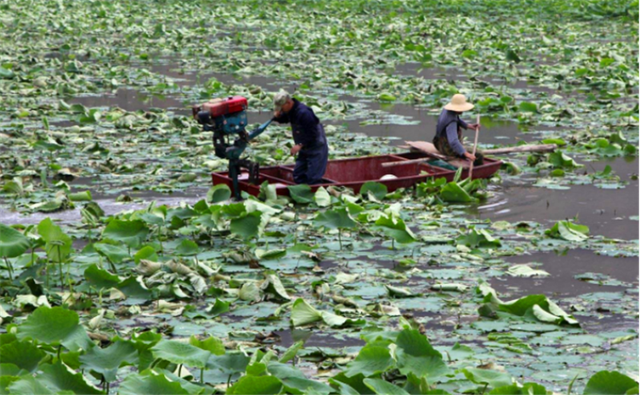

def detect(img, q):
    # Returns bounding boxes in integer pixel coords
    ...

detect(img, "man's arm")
[273,111,290,124]
[445,123,466,157]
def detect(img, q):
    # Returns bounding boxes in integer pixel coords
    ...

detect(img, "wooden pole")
[381,144,557,168]
[468,114,480,179]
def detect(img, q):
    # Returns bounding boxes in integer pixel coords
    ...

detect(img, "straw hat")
[444,94,474,112]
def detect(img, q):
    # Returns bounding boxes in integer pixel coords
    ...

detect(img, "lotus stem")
[149,358,160,369]
[106,257,117,274]
[57,244,64,291]
[3,257,13,280]
[200,368,204,384]
[338,229,342,250]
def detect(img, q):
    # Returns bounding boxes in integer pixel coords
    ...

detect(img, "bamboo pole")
[381,144,557,168]
[468,114,480,179]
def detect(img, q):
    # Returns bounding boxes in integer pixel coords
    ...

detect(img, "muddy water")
[334,101,526,147]
[0,192,206,226]
[493,249,639,332]
[495,249,638,299]
[474,157,639,240]
[71,88,188,114]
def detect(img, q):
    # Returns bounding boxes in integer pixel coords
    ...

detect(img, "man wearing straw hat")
[433,94,483,165]
[273,91,329,185]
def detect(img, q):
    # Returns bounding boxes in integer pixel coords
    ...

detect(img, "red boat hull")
[211,153,502,197]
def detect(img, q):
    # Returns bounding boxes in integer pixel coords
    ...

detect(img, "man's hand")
[464,152,476,161]
[467,123,480,131]
[290,144,302,156]
[274,110,282,118]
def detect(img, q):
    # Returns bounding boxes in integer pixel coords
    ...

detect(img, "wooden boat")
[210,153,502,197]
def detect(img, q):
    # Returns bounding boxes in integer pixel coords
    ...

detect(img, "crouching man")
[273,91,329,184]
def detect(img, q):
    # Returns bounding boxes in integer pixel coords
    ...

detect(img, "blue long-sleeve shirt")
[274,99,325,150]
[435,109,469,156]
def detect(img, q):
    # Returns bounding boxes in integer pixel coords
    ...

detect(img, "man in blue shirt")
[273,91,329,185]
[433,94,482,164]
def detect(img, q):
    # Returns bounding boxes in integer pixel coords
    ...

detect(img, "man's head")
[274,91,294,113]
[444,94,474,113]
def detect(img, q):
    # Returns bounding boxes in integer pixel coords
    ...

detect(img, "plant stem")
[338,229,342,250]
[227,374,232,389]
[106,257,117,274]
[3,257,13,280]
[106,381,110,395]
[57,244,64,291]
[149,358,160,369]
[200,368,204,384]
[57,344,62,360]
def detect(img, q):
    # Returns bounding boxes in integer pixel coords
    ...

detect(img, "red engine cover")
[198,96,248,118]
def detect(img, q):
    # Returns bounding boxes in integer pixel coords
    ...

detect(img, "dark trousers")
[293,143,328,185]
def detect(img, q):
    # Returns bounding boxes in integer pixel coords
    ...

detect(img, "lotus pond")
[0,0,638,394]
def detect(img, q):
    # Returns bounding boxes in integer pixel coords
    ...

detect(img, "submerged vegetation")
[0,0,638,394]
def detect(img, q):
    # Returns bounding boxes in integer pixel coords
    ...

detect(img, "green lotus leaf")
[545,220,589,241]
[583,371,638,395]
[314,187,332,207]
[518,101,538,112]
[462,367,514,389]
[488,383,548,394]
[84,264,121,289]
[375,214,416,244]
[288,184,315,204]
[344,345,395,378]
[32,362,102,394]
[395,328,449,380]
[68,190,92,202]
[0,340,45,372]
[151,339,212,368]
[364,378,410,395]
[102,219,149,248]
[17,306,91,352]
[79,340,138,382]
[175,239,199,255]
[37,218,72,262]
[230,211,262,239]
[94,242,130,265]
[207,184,232,203]
[360,182,388,201]
[290,298,323,327]
[0,223,30,258]
[189,335,225,356]
[314,208,357,230]
[118,371,188,395]
[227,374,284,395]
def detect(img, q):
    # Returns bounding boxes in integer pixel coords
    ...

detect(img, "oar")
[468,114,480,179]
